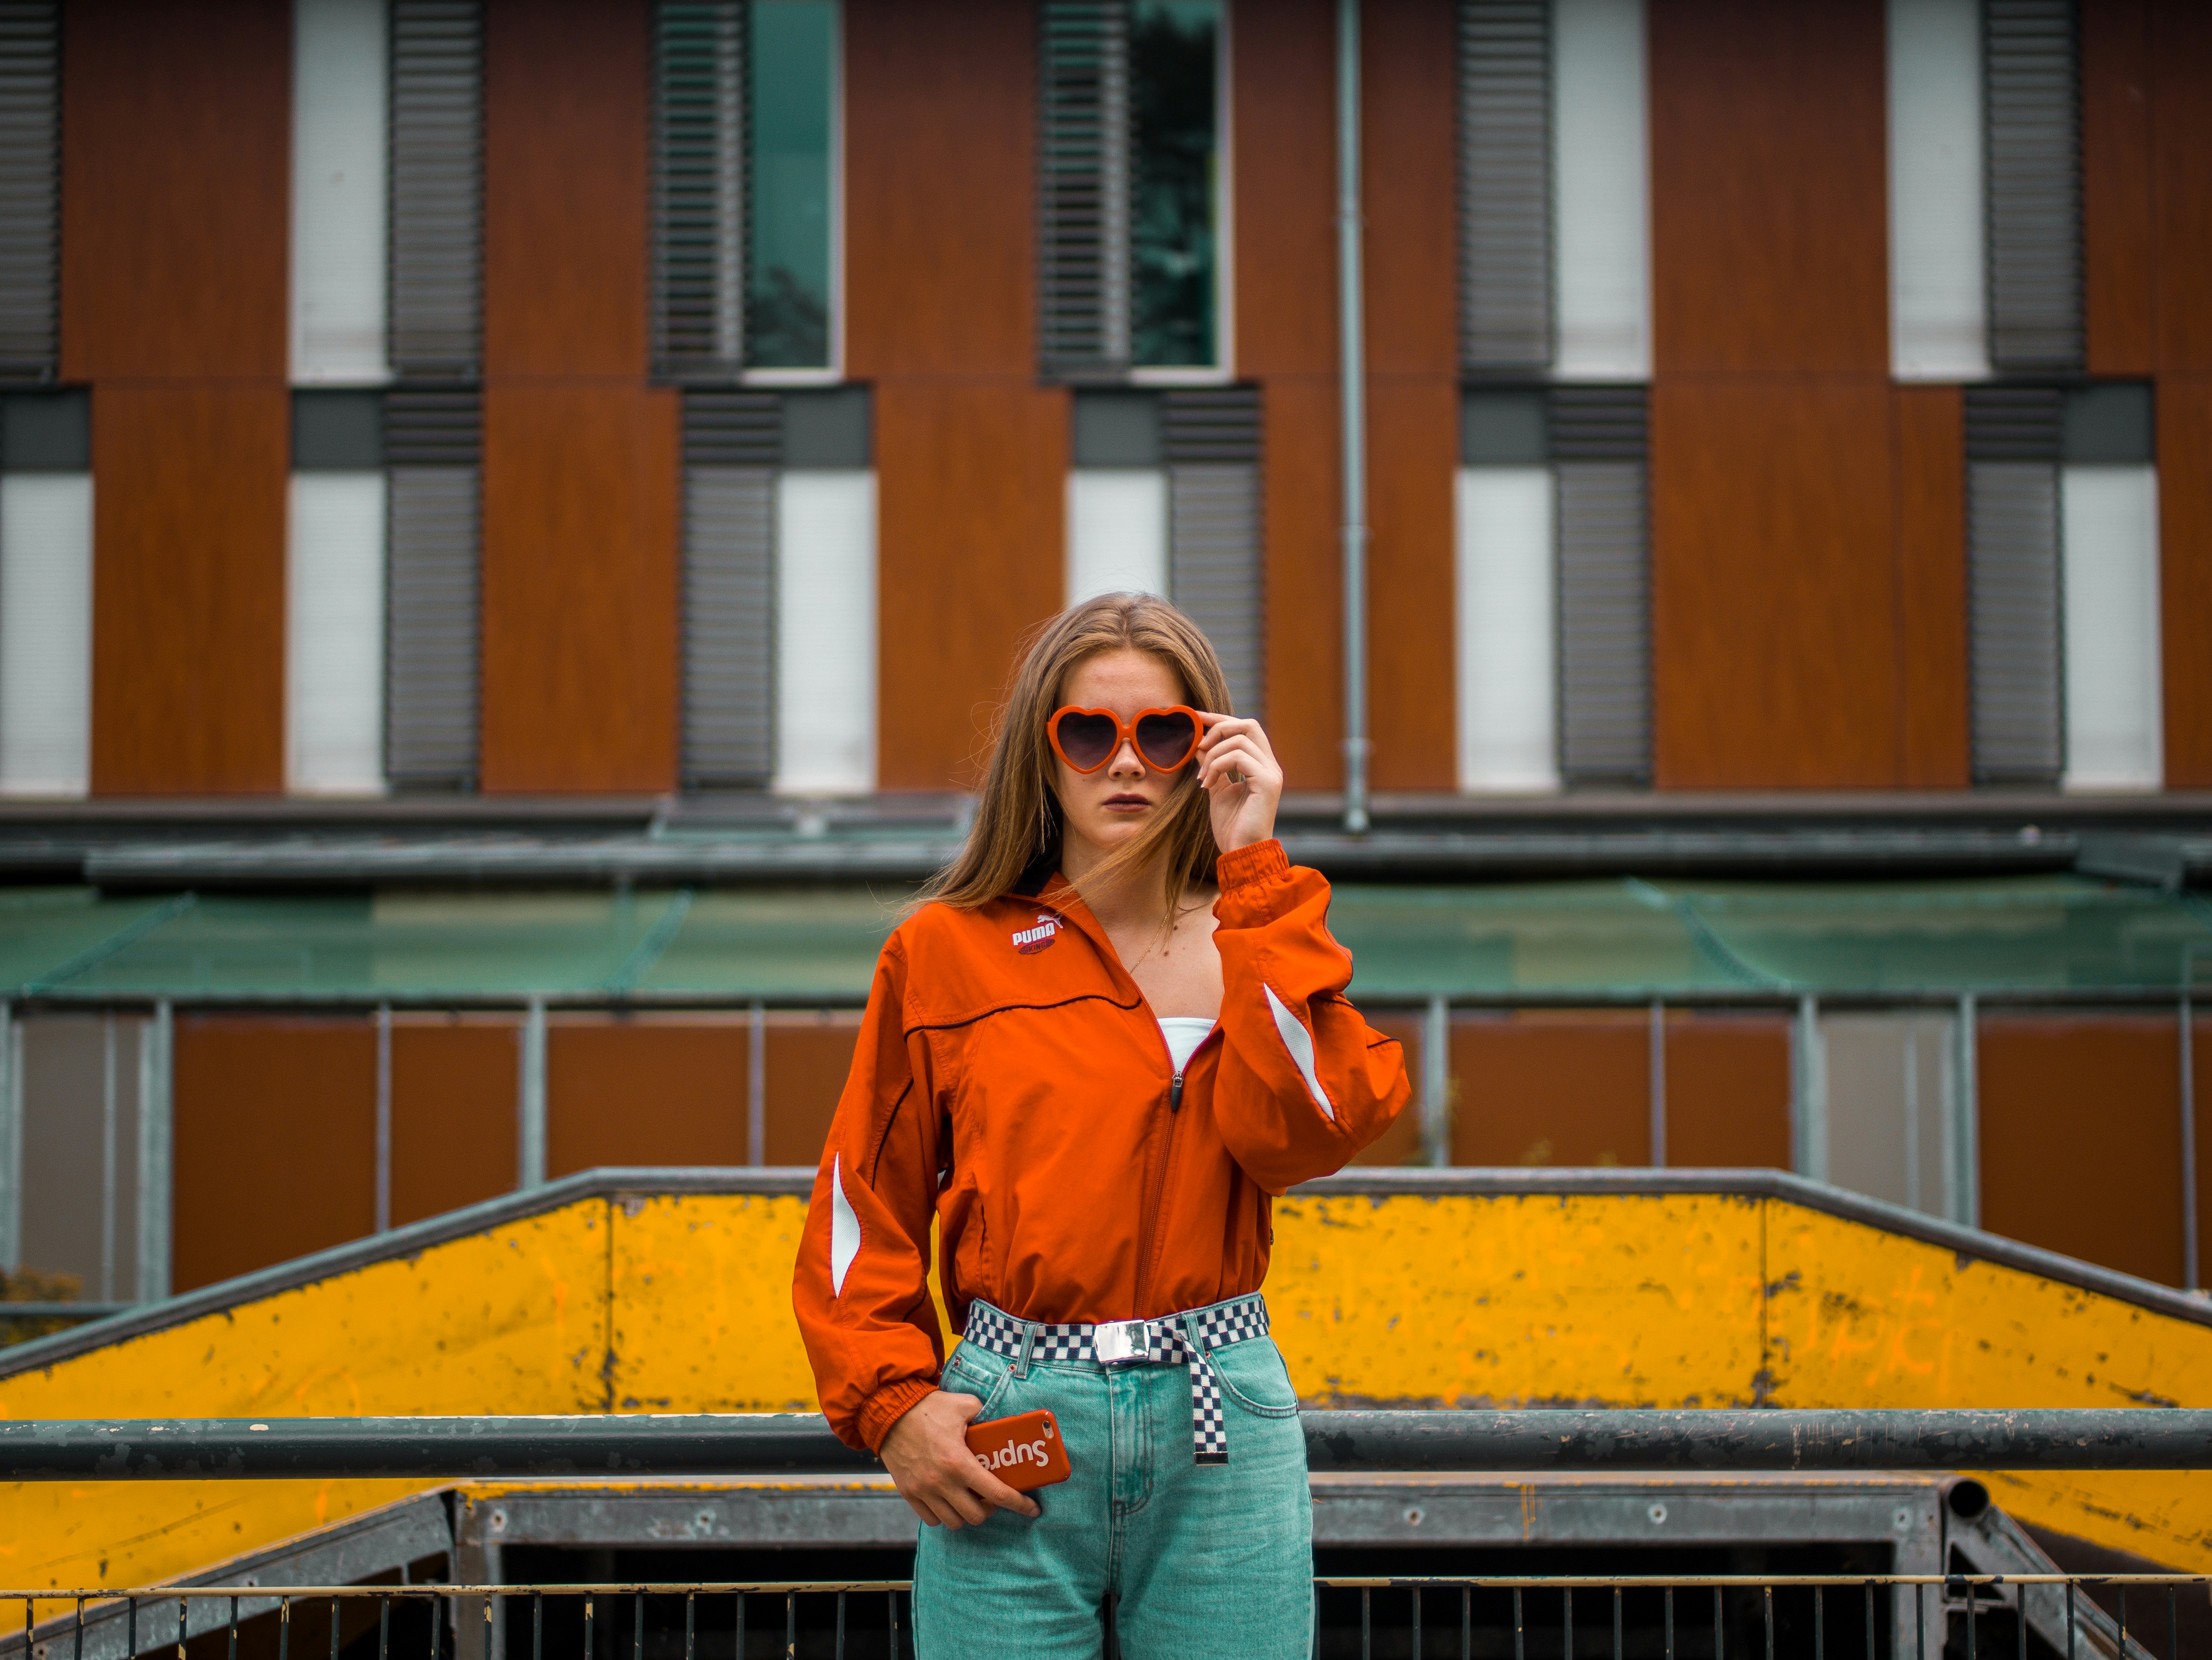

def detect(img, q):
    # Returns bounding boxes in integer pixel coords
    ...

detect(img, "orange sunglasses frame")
[1046,705,1205,774]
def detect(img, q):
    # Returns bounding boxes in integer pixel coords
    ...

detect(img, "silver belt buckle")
[1093,1319,1147,1365]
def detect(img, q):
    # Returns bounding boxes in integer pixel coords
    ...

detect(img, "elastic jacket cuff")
[1216,838,1289,893]
[857,1374,939,1454]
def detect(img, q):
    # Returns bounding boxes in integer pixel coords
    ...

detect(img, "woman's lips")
[1104,794,1151,808]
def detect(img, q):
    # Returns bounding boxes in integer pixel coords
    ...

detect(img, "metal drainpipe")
[1336,0,1370,834]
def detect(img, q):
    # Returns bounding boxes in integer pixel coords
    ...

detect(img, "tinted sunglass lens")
[1055,711,1119,769]
[1135,711,1198,769]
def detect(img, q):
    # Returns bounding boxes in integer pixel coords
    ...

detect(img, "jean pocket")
[1210,1338,1301,1420]
[939,1346,1012,1419]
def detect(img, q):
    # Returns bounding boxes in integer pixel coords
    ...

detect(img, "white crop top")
[1156,1016,1216,1075]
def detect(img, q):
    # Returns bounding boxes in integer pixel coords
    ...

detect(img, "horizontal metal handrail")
[1,1408,2207,1479]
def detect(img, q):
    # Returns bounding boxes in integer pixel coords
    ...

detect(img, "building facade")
[0,0,2208,1312]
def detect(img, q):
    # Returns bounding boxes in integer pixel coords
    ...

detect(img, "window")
[1887,0,2082,380]
[1040,0,1228,381]
[653,0,841,380]
[0,392,89,798]
[1456,387,1648,792]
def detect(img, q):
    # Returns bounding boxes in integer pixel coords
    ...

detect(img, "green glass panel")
[1131,0,1217,368]
[748,0,835,368]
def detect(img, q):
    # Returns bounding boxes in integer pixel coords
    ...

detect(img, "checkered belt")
[959,1294,1271,1466]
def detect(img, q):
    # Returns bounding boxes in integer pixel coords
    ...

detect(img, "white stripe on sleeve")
[1264,985,1336,1120]
[830,1153,861,1295]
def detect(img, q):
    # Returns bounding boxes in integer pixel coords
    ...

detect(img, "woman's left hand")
[1194,712,1283,853]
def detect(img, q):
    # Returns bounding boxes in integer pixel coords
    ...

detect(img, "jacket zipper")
[1134,1019,1218,1310]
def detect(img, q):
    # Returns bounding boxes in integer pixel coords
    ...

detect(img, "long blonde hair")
[916,593,1232,916]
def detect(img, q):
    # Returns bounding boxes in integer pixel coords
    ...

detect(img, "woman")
[792,593,1410,1658]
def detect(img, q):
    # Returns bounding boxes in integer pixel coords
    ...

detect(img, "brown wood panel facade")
[480,383,682,792]
[546,1019,748,1175]
[59,0,291,383]
[1979,1015,2188,1288]
[1449,1012,1651,1168]
[1359,0,1458,793]
[1662,1013,1793,1170]
[843,0,1057,791]
[2082,0,2156,377]
[89,387,289,794]
[2150,0,2212,375]
[1647,0,1888,376]
[173,1016,377,1293]
[870,381,1066,792]
[1234,0,1341,791]
[63,0,293,799]
[2159,378,2212,788]
[484,0,651,378]
[1892,386,1970,788]
[761,1014,865,1167]
[390,1019,520,1227]
[1650,380,1900,787]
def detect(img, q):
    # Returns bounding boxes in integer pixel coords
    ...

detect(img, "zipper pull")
[1170,1072,1185,1112]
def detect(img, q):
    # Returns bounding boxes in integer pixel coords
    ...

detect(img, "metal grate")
[1983,0,2081,373]
[1164,388,1262,719]
[681,392,780,787]
[389,0,483,378]
[654,1,747,380]
[0,2,56,381]
[1965,388,2064,784]
[1039,0,1132,380]
[1459,0,1553,373]
[384,390,481,789]
[1550,388,1648,784]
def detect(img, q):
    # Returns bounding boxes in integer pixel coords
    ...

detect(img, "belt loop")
[1013,1319,1036,1379]
[1179,1308,1207,1356]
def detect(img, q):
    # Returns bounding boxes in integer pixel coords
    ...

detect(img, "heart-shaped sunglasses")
[1047,705,1204,774]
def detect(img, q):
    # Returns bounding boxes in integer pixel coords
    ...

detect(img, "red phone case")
[964,1408,1072,1491]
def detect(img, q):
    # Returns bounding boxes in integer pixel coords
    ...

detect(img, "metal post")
[1952,993,1979,1229]
[1336,0,1369,835]
[0,1001,19,1273]
[1648,999,1667,1168]
[748,1001,766,1169]
[136,1002,172,1303]
[374,1006,393,1234]
[101,1014,117,1302]
[1902,1021,1922,1215]
[518,1001,547,1191]
[2181,989,2197,1291]
[1421,996,1450,1168]
[1793,996,1826,1183]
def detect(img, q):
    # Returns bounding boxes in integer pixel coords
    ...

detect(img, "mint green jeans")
[912,1306,1312,1660]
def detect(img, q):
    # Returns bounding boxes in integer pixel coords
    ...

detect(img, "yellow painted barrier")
[0,1179,2205,1602]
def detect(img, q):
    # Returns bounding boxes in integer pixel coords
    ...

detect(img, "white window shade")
[775,469,875,795]
[1553,0,1650,380]
[292,0,390,383]
[2061,466,2162,792]
[1068,469,1168,604]
[1457,466,1559,792]
[1888,0,1988,379]
[287,471,388,794]
[0,472,90,797]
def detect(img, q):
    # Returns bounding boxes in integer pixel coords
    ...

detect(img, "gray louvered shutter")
[1163,387,1262,719]
[1983,0,2081,373]
[1459,0,1553,373]
[1550,387,1648,783]
[1966,387,2064,783]
[1039,1,1132,380]
[682,392,780,787]
[385,389,481,787]
[0,3,56,381]
[654,1,746,380]
[390,0,483,378]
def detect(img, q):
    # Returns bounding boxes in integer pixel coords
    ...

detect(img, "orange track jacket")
[792,838,1413,1452]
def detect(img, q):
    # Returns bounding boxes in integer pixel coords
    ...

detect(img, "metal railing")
[2,1576,2206,1660]
[3,1408,2209,1479]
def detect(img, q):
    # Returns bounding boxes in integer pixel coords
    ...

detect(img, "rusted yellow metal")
[2,1185,2207,1600]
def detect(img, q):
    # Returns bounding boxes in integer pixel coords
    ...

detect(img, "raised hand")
[1194,712,1283,854]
